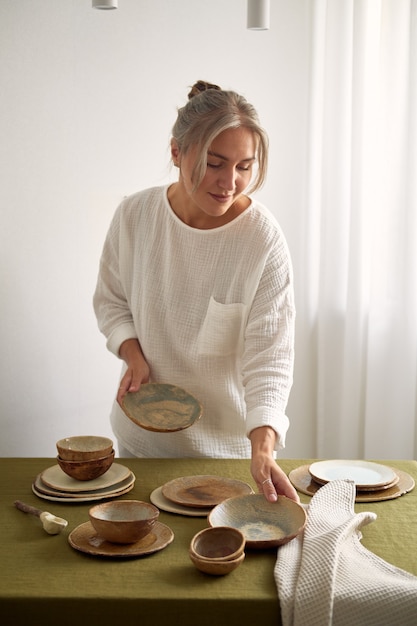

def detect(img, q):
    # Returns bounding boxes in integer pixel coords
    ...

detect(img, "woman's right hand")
[117,338,150,405]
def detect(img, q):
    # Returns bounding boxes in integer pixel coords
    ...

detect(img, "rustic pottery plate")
[68,521,174,558]
[32,471,135,502]
[289,464,415,502]
[40,463,131,492]
[208,494,306,549]
[309,460,397,489]
[161,475,254,509]
[121,383,202,432]
[150,486,211,517]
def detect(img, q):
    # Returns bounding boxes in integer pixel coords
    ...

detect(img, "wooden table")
[1,458,416,626]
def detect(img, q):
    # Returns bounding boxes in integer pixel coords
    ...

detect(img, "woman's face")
[172,126,257,227]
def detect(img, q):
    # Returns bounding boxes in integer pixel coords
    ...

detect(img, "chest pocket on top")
[197,296,246,357]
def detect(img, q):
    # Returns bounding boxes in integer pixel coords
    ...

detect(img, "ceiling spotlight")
[92,0,118,9]
[247,0,270,30]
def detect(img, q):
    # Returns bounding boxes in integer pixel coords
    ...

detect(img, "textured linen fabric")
[93,185,295,458]
[275,480,417,625]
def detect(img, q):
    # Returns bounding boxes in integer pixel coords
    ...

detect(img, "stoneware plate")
[68,521,174,558]
[40,463,131,492]
[309,460,397,489]
[208,493,306,549]
[289,464,415,502]
[161,475,254,509]
[150,486,212,517]
[33,471,135,502]
[121,383,202,432]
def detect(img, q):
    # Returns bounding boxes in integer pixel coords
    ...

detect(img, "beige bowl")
[56,450,115,481]
[89,500,159,544]
[56,436,114,461]
[189,550,245,575]
[208,494,307,549]
[190,526,245,561]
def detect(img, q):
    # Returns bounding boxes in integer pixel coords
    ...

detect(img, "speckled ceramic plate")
[149,486,211,517]
[121,383,202,432]
[40,463,131,492]
[161,475,254,509]
[289,464,415,502]
[32,471,135,502]
[208,494,306,549]
[309,460,397,489]
[68,521,174,558]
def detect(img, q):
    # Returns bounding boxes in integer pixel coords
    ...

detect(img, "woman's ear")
[170,138,180,167]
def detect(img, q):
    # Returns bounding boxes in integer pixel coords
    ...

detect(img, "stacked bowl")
[56,436,115,481]
[189,526,246,575]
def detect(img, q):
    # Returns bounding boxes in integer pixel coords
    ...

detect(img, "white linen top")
[93,185,295,458]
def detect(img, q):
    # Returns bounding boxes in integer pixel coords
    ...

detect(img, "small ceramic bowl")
[56,449,115,481]
[189,550,245,576]
[89,500,159,544]
[190,526,245,561]
[56,435,114,461]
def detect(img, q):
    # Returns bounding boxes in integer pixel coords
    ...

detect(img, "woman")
[93,80,298,502]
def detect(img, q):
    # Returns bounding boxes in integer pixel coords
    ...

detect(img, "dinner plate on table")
[121,383,202,432]
[68,521,174,558]
[40,463,131,492]
[308,460,397,489]
[150,486,212,517]
[32,471,136,503]
[161,475,254,509]
[289,464,415,502]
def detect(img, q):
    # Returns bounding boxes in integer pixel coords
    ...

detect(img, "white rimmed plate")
[308,460,397,489]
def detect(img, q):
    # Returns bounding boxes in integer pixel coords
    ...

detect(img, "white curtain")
[299,0,417,459]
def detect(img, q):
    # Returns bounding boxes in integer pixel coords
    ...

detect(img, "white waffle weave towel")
[274,479,417,625]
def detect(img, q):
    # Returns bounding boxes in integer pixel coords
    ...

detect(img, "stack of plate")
[32,463,135,503]
[150,475,254,517]
[289,459,415,502]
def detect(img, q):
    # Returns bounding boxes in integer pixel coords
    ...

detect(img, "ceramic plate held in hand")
[121,383,202,432]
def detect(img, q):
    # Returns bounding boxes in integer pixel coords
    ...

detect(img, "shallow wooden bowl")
[56,436,114,461]
[208,494,306,549]
[89,500,159,544]
[189,550,245,575]
[56,450,115,481]
[190,526,245,561]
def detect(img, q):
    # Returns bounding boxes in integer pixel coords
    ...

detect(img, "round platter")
[40,463,131,492]
[150,486,211,517]
[121,383,202,432]
[161,475,254,509]
[289,464,415,502]
[68,521,174,558]
[308,460,397,489]
[32,472,136,503]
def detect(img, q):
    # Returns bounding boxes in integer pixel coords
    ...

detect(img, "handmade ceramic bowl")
[56,436,114,461]
[189,550,245,576]
[208,494,307,549]
[56,449,115,481]
[190,526,245,561]
[89,500,159,544]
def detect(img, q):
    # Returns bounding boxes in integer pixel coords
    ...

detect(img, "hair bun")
[188,80,222,100]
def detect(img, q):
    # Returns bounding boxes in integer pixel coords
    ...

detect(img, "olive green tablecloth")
[0,458,416,626]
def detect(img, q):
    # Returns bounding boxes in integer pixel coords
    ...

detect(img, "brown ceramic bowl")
[56,436,114,461]
[190,526,245,561]
[89,500,159,544]
[56,449,115,481]
[189,550,245,576]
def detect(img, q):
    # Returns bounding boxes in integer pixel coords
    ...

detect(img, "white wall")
[0,0,313,457]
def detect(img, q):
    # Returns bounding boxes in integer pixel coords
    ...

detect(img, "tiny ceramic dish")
[208,494,306,549]
[89,500,159,544]
[56,436,114,461]
[56,449,115,481]
[190,526,245,561]
[189,550,245,576]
